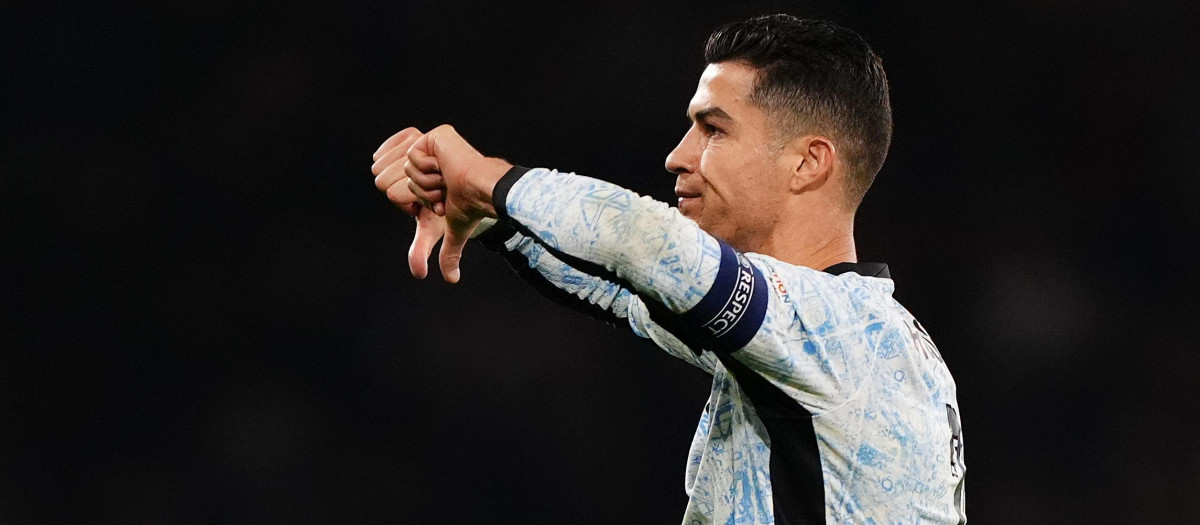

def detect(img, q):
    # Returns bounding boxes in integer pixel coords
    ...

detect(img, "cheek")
[698,144,746,192]
[698,142,781,214]
[703,149,768,197]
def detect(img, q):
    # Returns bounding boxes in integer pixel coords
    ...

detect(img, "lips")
[675,188,701,213]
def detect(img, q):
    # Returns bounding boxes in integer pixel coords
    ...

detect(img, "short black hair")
[705,15,892,207]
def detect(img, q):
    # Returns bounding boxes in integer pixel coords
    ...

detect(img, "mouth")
[674,189,701,212]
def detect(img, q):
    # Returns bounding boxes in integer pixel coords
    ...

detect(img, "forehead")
[687,62,759,116]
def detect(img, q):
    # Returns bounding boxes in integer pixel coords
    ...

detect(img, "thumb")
[438,220,476,284]
[407,209,444,279]
[421,124,482,181]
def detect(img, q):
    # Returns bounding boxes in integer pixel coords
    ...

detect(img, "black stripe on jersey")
[488,167,841,522]
[645,303,826,524]
[635,249,822,523]
[715,348,826,525]
[475,219,623,327]
[489,166,626,286]
[493,167,770,354]
[497,223,769,354]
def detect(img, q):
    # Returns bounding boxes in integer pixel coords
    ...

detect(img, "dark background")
[5,0,1199,523]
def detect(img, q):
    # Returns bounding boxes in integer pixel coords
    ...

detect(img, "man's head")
[666,15,892,252]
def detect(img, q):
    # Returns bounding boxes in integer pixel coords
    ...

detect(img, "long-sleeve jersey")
[475,167,966,524]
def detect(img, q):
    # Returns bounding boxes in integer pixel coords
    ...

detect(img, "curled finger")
[373,127,422,162]
[403,158,445,192]
[406,177,445,209]
[406,143,441,174]
[372,134,420,176]
[385,177,419,208]
[375,161,410,193]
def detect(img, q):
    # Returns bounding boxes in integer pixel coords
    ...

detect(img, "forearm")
[491,167,723,315]
[476,218,720,373]
[476,220,633,325]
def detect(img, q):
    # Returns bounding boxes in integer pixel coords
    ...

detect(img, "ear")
[785,135,835,194]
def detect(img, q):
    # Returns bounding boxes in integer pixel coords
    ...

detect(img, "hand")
[370,127,448,280]
[404,125,512,283]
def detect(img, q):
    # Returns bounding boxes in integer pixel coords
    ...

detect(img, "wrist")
[465,156,513,218]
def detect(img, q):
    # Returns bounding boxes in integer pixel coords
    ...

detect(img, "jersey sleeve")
[491,166,877,411]
[475,220,721,374]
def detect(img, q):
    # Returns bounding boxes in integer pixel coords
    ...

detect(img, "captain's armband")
[650,242,769,354]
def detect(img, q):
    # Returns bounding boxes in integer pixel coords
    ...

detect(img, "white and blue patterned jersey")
[476,167,966,524]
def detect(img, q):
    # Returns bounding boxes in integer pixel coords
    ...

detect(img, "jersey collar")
[822,262,891,279]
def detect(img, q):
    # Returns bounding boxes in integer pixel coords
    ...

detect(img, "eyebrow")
[689,106,733,123]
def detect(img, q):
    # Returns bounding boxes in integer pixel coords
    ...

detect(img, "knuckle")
[371,155,389,176]
[386,183,410,202]
[379,164,399,185]
[375,165,395,186]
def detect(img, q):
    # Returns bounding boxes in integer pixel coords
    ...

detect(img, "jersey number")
[946,403,966,524]
[910,319,944,363]
[945,404,964,477]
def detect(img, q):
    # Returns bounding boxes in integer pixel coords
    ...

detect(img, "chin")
[692,217,721,238]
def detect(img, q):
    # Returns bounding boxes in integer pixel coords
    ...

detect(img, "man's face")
[666,62,790,251]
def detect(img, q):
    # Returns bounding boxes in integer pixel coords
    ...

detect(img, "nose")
[665,127,699,176]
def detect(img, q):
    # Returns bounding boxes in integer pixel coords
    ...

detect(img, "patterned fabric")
[495,168,966,524]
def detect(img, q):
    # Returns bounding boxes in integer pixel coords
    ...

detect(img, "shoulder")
[745,253,898,330]
[745,253,895,296]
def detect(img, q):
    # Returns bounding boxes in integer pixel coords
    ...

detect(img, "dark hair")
[705,15,892,207]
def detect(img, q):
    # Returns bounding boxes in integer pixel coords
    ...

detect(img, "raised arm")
[405,125,768,356]
[399,125,883,411]
[371,128,718,372]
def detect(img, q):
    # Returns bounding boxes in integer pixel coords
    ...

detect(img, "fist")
[371,127,450,280]
[371,124,512,284]
[403,124,511,222]
[403,125,512,283]
[371,127,444,215]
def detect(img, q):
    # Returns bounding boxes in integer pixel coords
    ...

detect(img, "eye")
[701,122,725,137]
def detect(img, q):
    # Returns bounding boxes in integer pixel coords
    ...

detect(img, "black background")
[6,0,1200,523]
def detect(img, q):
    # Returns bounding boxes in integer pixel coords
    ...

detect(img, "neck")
[754,203,858,271]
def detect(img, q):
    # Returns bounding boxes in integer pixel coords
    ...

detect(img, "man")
[371,15,965,524]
